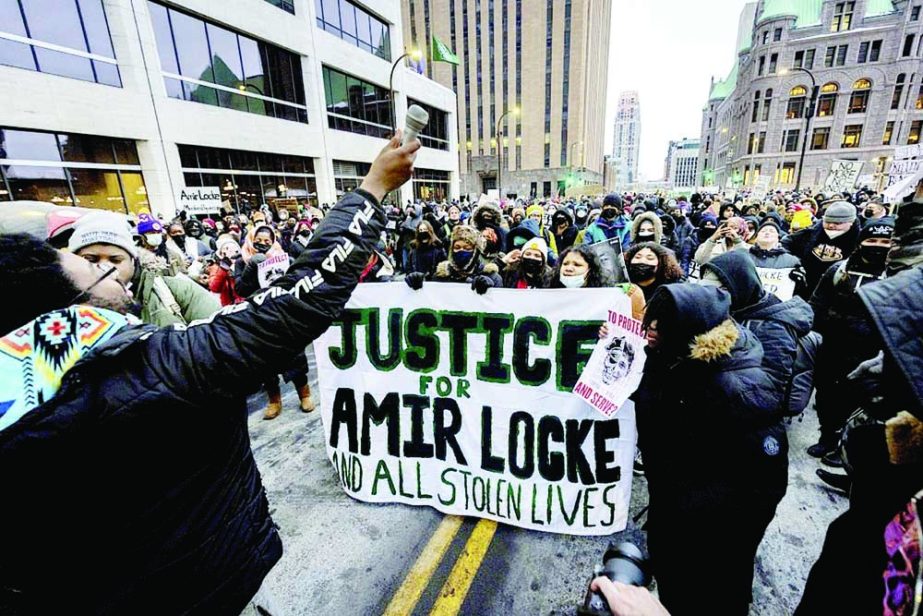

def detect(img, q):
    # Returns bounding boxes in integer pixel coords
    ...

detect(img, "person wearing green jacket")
[67,211,219,327]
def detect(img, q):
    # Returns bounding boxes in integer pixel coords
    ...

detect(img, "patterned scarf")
[0,306,136,432]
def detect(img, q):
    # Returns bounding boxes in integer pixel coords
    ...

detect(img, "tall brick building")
[699,0,923,191]
[402,0,612,199]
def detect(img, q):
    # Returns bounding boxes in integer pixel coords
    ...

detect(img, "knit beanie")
[68,211,138,257]
[526,204,544,219]
[757,218,782,236]
[521,237,549,261]
[216,234,240,255]
[823,201,858,224]
[136,213,164,236]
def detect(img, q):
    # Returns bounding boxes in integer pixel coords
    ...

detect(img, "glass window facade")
[0,0,120,86]
[265,0,295,14]
[314,0,390,61]
[149,2,308,123]
[407,99,449,151]
[180,144,317,212]
[0,127,147,213]
[413,168,449,201]
[323,66,392,138]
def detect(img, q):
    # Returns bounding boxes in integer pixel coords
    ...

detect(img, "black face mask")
[860,245,890,265]
[521,257,544,276]
[170,234,185,243]
[637,232,656,243]
[601,208,618,220]
[698,228,716,243]
[628,263,657,282]
[298,230,311,238]
[416,232,430,242]
[254,243,272,254]
[863,207,877,218]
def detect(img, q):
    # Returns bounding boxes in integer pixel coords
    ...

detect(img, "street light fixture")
[496,106,520,200]
[779,67,818,191]
[238,82,264,96]
[389,49,424,132]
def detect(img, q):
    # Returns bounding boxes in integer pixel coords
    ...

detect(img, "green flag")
[431,35,459,65]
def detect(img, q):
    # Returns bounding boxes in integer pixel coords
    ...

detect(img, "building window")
[841,124,863,148]
[407,98,449,151]
[849,78,871,113]
[883,121,895,145]
[0,127,147,212]
[857,40,882,63]
[544,142,550,168]
[763,88,773,121]
[787,85,807,119]
[773,27,782,42]
[793,50,805,68]
[871,40,882,62]
[775,161,797,185]
[782,129,800,152]
[323,66,391,138]
[762,30,769,45]
[909,120,922,145]
[758,131,766,153]
[892,73,906,110]
[912,5,922,21]
[817,82,838,117]
[857,41,869,63]
[747,132,756,155]
[180,144,317,211]
[0,0,120,86]
[903,34,916,57]
[768,53,778,74]
[831,1,855,32]
[149,2,308,123]
[314,0,391,60]
[804,48,816,69]
[811,127,830,150]
[757,55,766,76]
[916,84,923,109]
[332,160,390,205]
[266,0,295,13]
[751,90,761,122]
[824,45,848,67]
[412,168,450,201]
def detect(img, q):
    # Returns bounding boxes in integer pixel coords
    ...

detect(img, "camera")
[578,542,651,616]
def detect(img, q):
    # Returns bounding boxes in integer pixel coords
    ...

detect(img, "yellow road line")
[383,515,465,616]
[429,519,499,616]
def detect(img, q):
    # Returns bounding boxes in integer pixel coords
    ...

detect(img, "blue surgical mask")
[452,250,474,266]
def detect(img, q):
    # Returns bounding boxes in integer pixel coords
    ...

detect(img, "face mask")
[628,263,657,283]
[825,228,849,240]
[861,245,890,265]
[146,234,163,247]
[637,232,656,242]
[170,233,185,242]
[522,257,544,275]
[298,230,311,238]
[417,231,430,241]
[601,208,618,220]
[452,250,474,267]
[576,208,588,220]
[559,272,586,288]
[254,243,272,254]
[554,218,567,228]
[864,207,877,218]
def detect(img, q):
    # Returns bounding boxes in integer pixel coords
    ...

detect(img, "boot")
[807,439,836,458]
[821,449,845,468]
[298,384,316,413]
[816,468,851,494]
[263,390,283,420]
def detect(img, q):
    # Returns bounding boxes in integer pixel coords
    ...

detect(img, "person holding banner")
[624,242,683,302]
[0,131,418,615]
[427,224,503,293]
[634,284,787,615]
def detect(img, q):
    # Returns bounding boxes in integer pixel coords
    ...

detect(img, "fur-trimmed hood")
[473,202,503,229]
[631,211,663,244]
[689,319,739,362]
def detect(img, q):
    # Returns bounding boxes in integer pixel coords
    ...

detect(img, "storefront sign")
[315,285,638,535]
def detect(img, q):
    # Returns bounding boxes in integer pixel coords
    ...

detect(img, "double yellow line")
[383,516,499,616]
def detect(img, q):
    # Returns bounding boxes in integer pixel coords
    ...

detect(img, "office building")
[401,0,612,199]
[700,0,923,191]
[0,0,457,217]
[665,138,700,189]
[611,90,641,188]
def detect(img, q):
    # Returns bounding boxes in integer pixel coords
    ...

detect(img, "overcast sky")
[604,0,751,180]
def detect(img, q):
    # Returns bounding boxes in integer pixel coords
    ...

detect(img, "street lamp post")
[238,83,264,96]
[389,49,423,132]
[783,67,819,192]
[495,107,519,200]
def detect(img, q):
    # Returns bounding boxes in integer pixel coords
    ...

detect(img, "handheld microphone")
[402,105,430,146]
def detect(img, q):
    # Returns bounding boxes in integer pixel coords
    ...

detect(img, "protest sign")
[257,253,290,288]
[315,284,638,535]
[757,267,796,301]
[573,309,646,418]
[823,160,863,193]
[176,186,222,214]
[586,237,627,283]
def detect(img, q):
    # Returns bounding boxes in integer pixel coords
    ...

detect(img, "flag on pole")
[431,35,460,65]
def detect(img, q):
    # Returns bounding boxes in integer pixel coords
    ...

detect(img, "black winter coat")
[748,245,801,269]
[782,221,860,297]
[0,190,386,615]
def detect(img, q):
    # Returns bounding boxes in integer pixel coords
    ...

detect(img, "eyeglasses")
[70,266,118,305]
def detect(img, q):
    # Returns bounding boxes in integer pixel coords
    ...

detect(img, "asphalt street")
[246,346,847,616]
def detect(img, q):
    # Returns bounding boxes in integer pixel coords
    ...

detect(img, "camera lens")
[602,542,650,587]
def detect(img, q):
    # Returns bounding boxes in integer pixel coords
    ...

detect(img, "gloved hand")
[405,272,426,290]
[250,253,267,265]
[471,275,494,295]
[789,266,807,287]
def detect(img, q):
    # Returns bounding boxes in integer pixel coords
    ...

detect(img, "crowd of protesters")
[0,124,921,616]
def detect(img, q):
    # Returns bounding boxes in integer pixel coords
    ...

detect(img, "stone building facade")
[699,0,923,192]
[402,0,611,199]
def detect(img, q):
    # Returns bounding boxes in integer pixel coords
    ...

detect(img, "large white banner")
[315,284,637,535]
